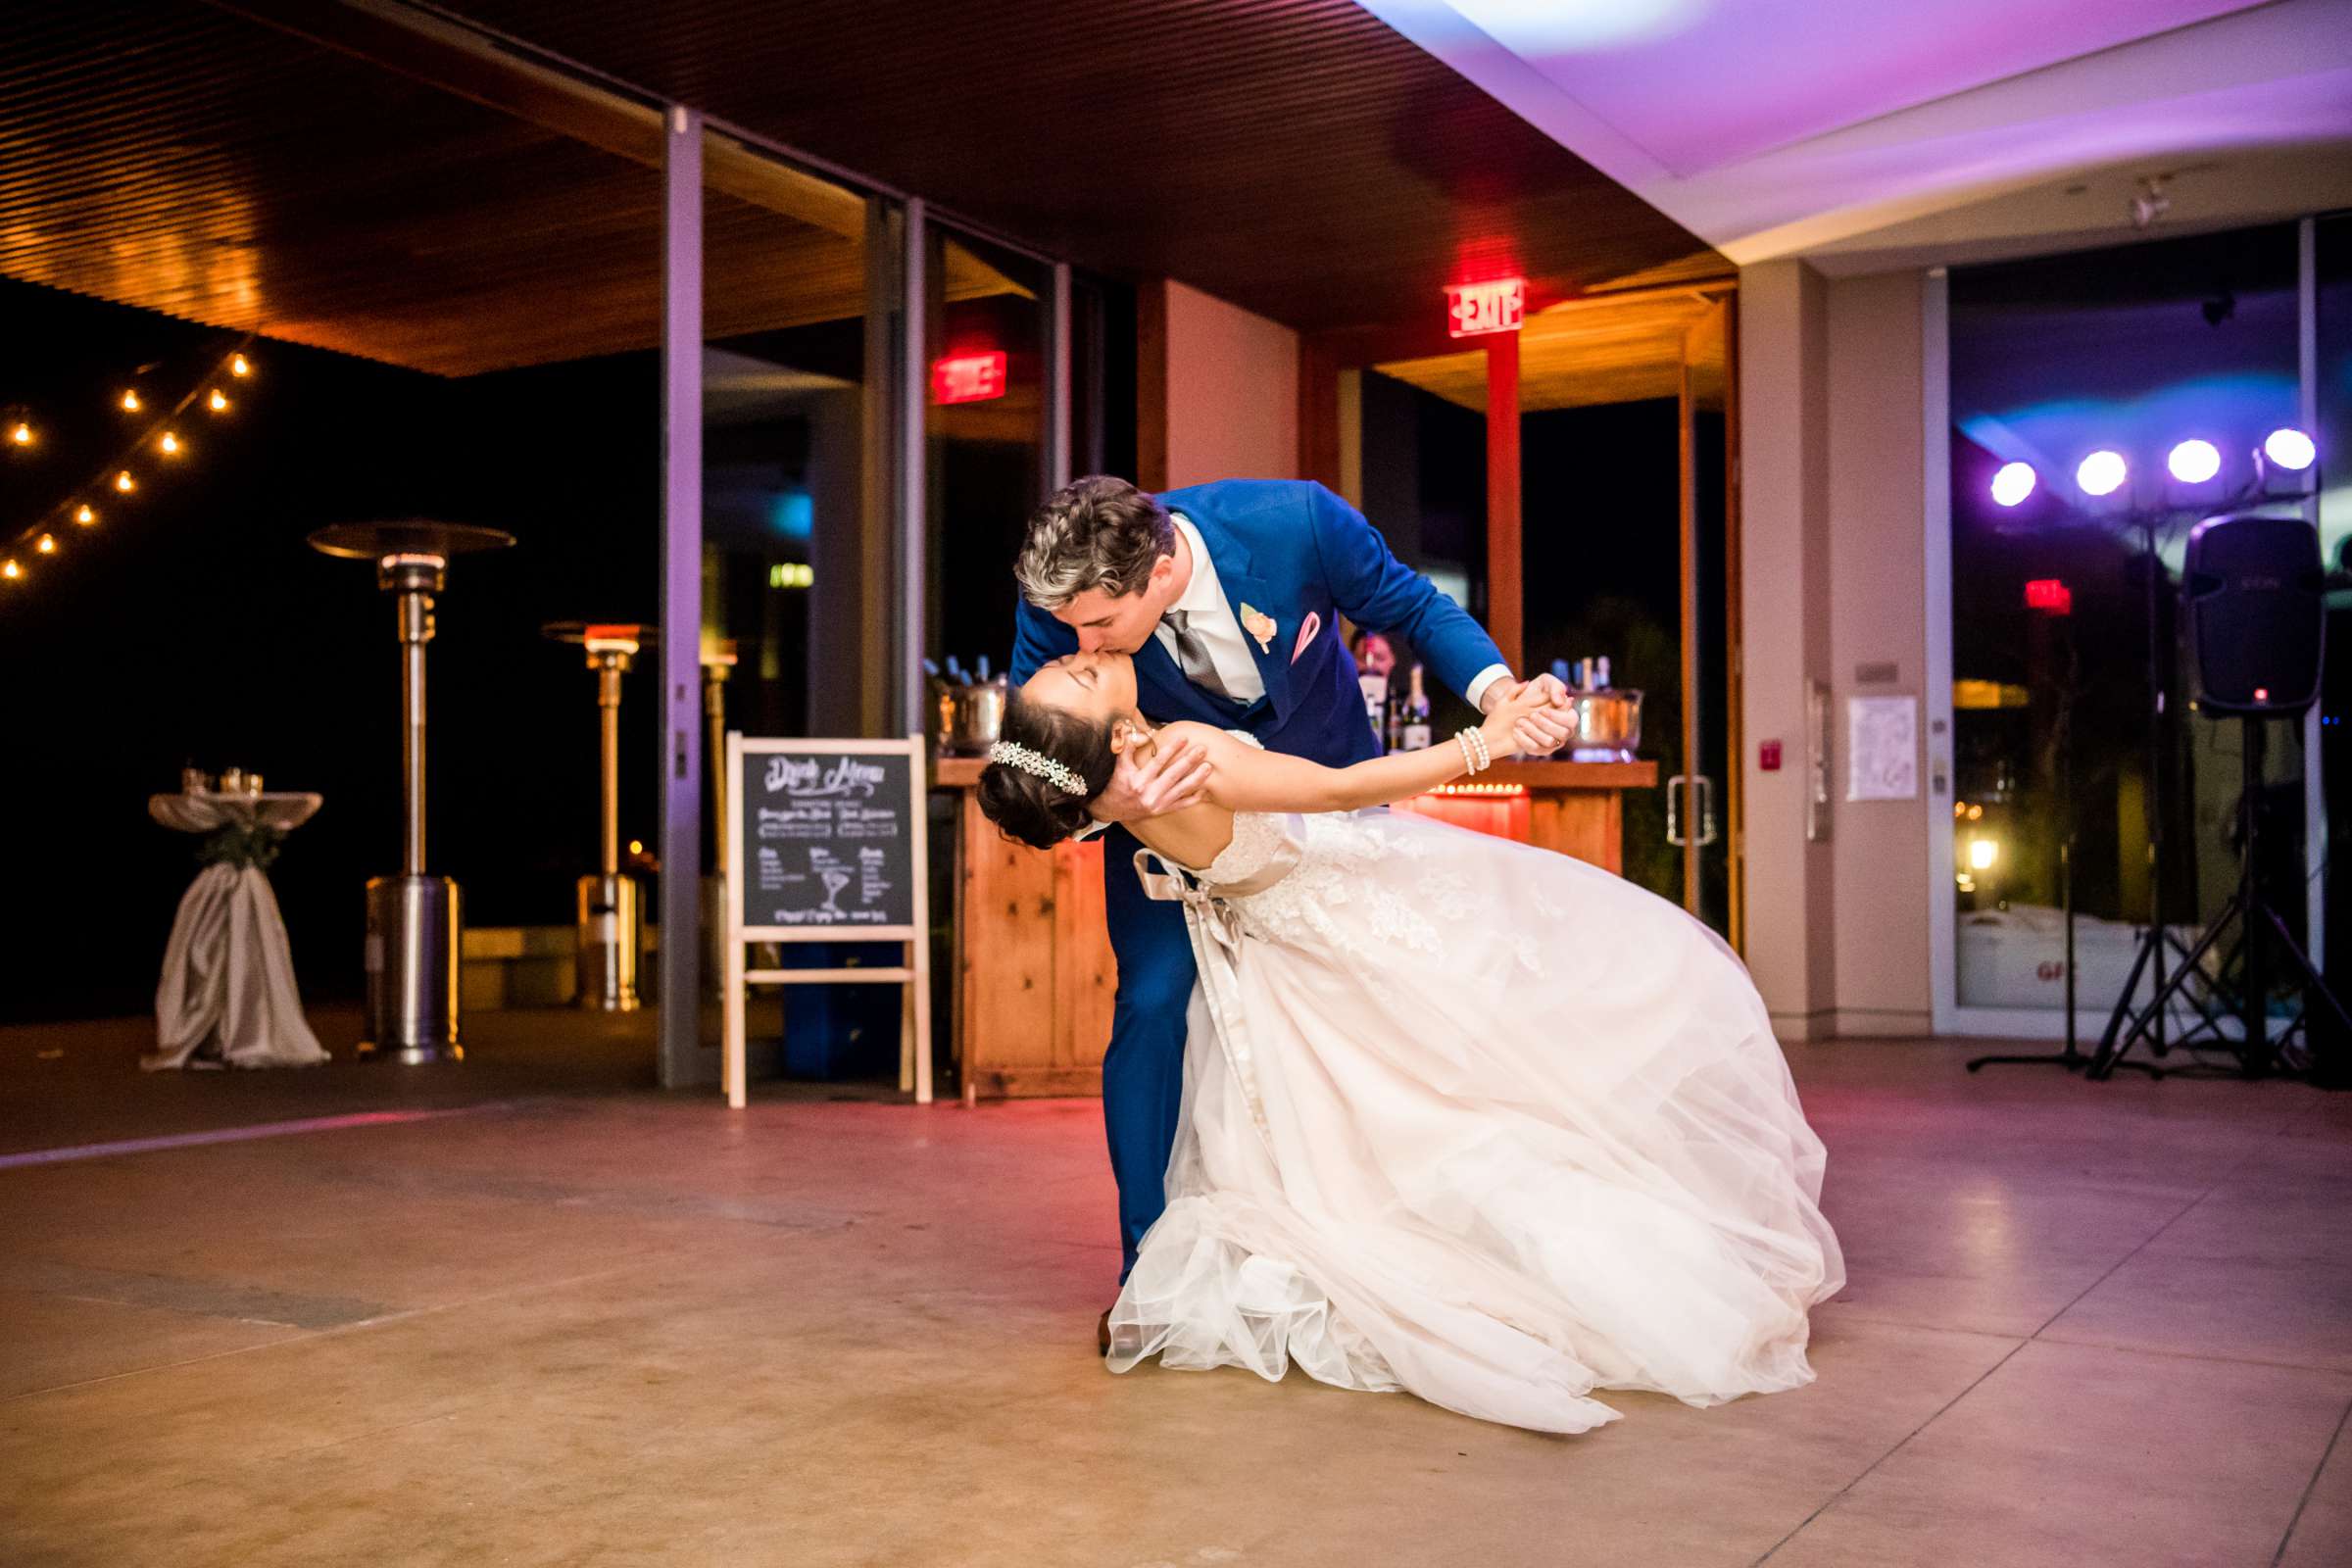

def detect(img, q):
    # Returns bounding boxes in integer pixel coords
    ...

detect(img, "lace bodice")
[1197,809,1296,889]
[1191,731,1297,890]
[1177,732,1455,969]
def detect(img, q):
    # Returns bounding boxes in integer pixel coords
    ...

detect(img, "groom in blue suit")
[1009,476,1572,1340]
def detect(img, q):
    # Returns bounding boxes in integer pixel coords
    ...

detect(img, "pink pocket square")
[1291,612,1322,662]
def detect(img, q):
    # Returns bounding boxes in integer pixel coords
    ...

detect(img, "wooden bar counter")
[934,756,1656,1102]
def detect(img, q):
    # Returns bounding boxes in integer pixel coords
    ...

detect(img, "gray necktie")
[1162,609,1232,700]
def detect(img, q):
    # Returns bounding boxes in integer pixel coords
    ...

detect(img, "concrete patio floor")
[2,1009,2347,1567]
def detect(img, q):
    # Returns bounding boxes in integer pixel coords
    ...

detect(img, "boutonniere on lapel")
[1239,603,1277,655]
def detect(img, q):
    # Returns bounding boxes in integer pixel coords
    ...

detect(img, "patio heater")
[701,635,738,993]
[309,521,515,1063]
[543,622,656,1012]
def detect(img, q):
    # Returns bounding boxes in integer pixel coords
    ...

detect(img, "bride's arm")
[1179,685,1555,814]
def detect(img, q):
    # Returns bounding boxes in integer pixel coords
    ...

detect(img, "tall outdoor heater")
[701,636,738,993]
[309,521,515,1063]
[543,622,656,1012]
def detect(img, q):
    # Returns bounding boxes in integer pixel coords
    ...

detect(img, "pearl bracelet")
[1454,728,1492,775]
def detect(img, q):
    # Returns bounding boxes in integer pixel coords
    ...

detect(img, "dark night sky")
[2,277,670,1022]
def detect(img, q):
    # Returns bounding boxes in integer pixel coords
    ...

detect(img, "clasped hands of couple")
[1088,672,1582,823]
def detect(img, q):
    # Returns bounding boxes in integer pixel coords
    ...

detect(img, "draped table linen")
[145,792,329,1070]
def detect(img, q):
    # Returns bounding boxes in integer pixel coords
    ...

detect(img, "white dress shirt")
[1157,514,1266,703]
[1160,513,1511,712]
[1463,663,1512,712]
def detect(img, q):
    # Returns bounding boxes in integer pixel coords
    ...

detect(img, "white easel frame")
[722,732,934,1108]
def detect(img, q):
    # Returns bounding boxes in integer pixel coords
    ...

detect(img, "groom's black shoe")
[1098,1309,1112,1356]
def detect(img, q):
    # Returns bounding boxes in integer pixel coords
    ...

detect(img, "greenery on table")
[197,821,286,871]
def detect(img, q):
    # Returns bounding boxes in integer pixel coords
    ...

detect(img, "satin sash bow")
[1134,846,1278,1143]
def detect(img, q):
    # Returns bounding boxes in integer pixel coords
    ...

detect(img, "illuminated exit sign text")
[2024,578,2073,614]
[1446,278,1525,338]
[931,351,1007,404]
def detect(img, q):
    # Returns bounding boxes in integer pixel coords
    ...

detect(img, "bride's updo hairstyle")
[977,696,1117,850]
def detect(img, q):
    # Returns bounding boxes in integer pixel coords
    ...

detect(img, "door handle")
[1694,773,1719,847]
[1666,773,1688,847]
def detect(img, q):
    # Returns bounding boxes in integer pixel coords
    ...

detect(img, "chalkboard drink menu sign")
[738,746,916,931]
[722,733,934,1108]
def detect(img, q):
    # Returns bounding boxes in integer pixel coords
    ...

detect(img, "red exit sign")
[1446,278,1525,338]
[2024,578,2073,614]
[931,351,1006,405]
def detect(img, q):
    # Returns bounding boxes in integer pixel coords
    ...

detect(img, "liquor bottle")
[1400,663,1434,751]
[1358,666,1389,742]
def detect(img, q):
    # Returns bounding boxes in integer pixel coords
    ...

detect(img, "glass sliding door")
[921,226,1054,684]
[1940,225,2309,1035]
[700,129,889,748]
[1359,286,1743,940]
[1680,298,1739,945]
[2316,215,2352,989]
[691,127,900,1080]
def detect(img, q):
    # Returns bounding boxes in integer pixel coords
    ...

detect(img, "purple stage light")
[2264,427,2316,471]
[2075,450,2128,498]
[2167,438,2221,485]
[1989,462,2036,508]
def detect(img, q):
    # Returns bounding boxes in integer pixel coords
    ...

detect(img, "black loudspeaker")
[2183,512,2327,716]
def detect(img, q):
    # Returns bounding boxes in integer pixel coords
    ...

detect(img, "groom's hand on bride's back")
[1091,736,1214,823]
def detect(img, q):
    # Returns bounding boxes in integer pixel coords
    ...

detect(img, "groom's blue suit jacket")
[1009,479,1503,764]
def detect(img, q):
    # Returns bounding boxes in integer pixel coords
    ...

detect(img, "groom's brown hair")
[1016,475,1175,611]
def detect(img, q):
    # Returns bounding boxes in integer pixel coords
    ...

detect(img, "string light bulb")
[229,353,251,377]
[120,389,142,413]
[2,560,21,581]
[8,421,30,446]
[114,470,136,493]
[74,504,96,526]
[35,533,55,555]
[159,431,183,457]
[208,388,230,413]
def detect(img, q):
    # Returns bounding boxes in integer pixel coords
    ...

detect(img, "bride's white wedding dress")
[1106,771,1844,1434]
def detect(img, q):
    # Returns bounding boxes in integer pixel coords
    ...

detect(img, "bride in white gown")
[977,651,1843,1435]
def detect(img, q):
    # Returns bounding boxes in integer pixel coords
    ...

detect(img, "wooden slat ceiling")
[435,0,1726,334]
[1375,288,1731,413]
[0,0,1023,376]
[0,1,1723,373]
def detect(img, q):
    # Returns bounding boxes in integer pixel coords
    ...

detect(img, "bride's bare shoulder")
[1161,719,1260,757]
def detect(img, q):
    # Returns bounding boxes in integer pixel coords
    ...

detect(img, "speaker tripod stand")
[1967,567,2156,1077]
[2090,714,2352,1079]
[2088,511,2203,1077]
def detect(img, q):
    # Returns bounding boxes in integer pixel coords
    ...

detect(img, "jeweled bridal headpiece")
[989,740,1088,796]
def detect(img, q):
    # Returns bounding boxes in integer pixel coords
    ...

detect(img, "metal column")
[659,106,707,1086]
[1048,260,1073,490]
[1485,330,1523,674]
[900,198,927,734]
[2299,216,2327,971]
[398,582,430,877]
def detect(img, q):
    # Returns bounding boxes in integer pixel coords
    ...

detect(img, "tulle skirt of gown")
[1105,808,1844,1435]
